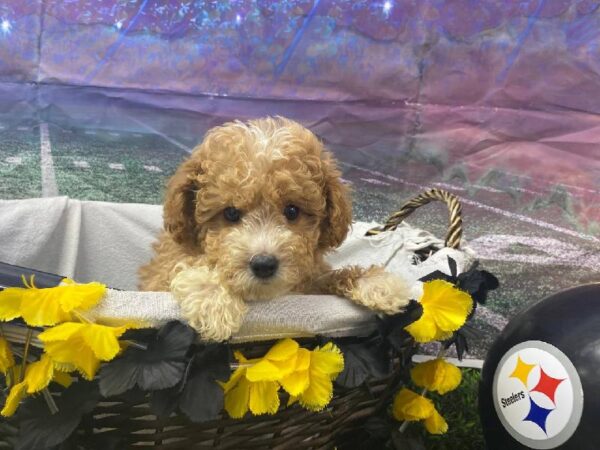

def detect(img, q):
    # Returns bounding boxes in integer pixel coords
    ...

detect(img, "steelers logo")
[493,341,584,449]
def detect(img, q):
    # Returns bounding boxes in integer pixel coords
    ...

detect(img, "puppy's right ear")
[163,158,202,247]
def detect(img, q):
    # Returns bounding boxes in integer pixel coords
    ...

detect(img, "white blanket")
[0,197,474,341]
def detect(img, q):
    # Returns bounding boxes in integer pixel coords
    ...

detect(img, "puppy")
[139,117,410,341]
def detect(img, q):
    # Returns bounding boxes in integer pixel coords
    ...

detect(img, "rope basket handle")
[365,188,463,249]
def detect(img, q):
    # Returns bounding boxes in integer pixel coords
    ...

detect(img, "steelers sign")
[493,341,584,449]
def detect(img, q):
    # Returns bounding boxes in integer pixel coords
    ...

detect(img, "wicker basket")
[70,189,464,449]
[0,188,465,449]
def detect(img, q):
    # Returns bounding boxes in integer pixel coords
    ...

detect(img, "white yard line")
[473,185,504,193]
[143,165,162,173]
[360,177,391,186]
[433,183,546,195]
[434,181,504,194]
[40,123,59,197]
[342,162,600,244]
[435,180,546,197]
[433,181,466,191]
[73,160,90,169]
[108,163,125,170]
[128,116,193,153]
[5,156,22,165]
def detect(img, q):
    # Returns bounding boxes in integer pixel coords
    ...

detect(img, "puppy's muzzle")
[249,254,279,279]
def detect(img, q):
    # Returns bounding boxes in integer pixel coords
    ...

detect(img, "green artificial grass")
[49,128,186,204]
[408,368,485,450]
[0,128,42,199]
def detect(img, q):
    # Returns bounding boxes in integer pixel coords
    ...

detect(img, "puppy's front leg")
[311,265,410,314]
[170,265,246,342]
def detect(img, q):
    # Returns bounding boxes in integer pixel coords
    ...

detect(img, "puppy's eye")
[223,207,241,223]
[283,204,300,221]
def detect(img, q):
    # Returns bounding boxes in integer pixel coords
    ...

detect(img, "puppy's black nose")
[250,255,279,279]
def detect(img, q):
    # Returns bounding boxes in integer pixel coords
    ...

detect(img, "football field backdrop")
[1,0,600,358]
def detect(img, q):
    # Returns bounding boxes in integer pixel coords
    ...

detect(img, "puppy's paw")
[170,265,247,342]
[350,269,410,314]
[178,293,245,342]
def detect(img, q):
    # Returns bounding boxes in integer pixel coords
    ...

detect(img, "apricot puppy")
[139,117,409,341]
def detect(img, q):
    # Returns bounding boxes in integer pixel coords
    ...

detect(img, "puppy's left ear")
[319,151,352,250]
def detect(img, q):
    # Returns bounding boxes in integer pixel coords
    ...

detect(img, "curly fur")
[170,264,247,342]
[139,117,410,341]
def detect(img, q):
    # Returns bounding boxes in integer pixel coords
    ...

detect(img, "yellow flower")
[246,338,299,382]
[23,353,54,394]
[1,381,27,417]
[0,279,106,326]
[52,370,73,389]
[405,280,472,343]
[5,365,22,388]
[411,358,462,395]
[0,354,73,417]
[392,388,449,435]
[0,336,14,374]
[222,364,250,418]
[243,340,299,416]
[222,352,281,418]
[222,339,299,418]
[424,408,448,434]
[38,322,127,380]
[222,339,344,418]
[392,388,434,421]
[0,289,21,322]
[290,342,344,412]
[23,353,72,394]
[280,348,311,396]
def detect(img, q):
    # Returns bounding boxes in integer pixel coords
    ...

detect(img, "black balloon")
[479,284,600,450]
